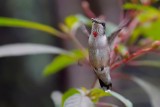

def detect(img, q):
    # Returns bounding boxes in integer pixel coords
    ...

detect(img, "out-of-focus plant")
[0,0,160,107]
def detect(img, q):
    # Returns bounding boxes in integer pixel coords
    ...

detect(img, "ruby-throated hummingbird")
[88,18,127,90]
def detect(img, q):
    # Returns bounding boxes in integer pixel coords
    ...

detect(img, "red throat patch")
[93,31,98,37]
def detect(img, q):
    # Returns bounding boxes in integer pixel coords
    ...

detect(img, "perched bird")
[88,18,127,90]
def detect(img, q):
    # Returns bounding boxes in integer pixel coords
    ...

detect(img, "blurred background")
[0,0,160,107]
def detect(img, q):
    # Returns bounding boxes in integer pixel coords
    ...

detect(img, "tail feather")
[99,79,112,91]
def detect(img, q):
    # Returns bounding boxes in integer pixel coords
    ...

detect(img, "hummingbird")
[88,18,128,90]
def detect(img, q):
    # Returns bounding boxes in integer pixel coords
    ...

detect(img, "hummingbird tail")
[99,79,112,90]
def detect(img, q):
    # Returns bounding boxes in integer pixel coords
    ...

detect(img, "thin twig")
[111,47,153,70]
[66,33,89,61]
[69,33,85,50]
[111,41,160,70]
[81,1,96,18]
[91,78,98,88]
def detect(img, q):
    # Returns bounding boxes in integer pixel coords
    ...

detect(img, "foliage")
[0,0,160,107]
[0,17,61,36]
[88,88,111,103]
[0,43,70,57]
[62,88,80,107]
[61,88,132,107]
[124,3,160,41]
[44,50,85,76]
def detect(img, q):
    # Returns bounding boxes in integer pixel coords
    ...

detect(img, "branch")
[128,60,160,68]
[81,1,96,18]
[111,41,160,70]
[91,78,98,88]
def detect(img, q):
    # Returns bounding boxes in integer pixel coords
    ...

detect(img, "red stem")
[91,78,98,88]
[81,1,96,18]
[111,46,155,70]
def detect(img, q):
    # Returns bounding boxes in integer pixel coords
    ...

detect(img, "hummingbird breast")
[89,48,110,69]
[88,36,110,69]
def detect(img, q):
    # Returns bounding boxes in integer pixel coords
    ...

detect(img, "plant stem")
[67,33,88,59]
[69,34,85,51]
[81,1,96,18]
[91,78,98,88]
[111,45,156,70]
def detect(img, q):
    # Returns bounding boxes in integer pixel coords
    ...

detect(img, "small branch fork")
[81,1,96,18]
[91,41,160,88]
[111,41,160,71]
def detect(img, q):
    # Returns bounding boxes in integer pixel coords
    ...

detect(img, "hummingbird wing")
[108,28,122,45]
[107,18,131,64]
[80,23,90,37]
[108,18,131,45]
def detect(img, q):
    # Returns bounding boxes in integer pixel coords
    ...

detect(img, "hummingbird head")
[91,18,106,37]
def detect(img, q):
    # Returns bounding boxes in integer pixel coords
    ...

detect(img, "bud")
[151,41,160,49]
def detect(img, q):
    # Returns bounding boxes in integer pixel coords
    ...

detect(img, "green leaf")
[65,15,79,29]
[62,88,94,107]
[0,43,70,57]
[43,50,85,76]
[44,55,76,76]
[0,17,61,36]
[63,94,94,107]
[129,28,141,44]
[140,20,160,40]
[132,20,160,41]
[62,88,132,107]
[65,14,91,29]
[137,11,159,23]
[124,3,159,22]
[88,88,111,103]
[123,3,143,10]
[62,88,80,107]
[88,88,132,107]
[108,90,133,107]
[116,44,128,57]
[124,3,160,41]
[123,3,157,11]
